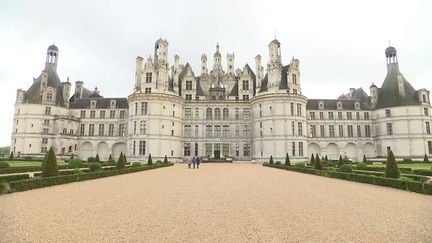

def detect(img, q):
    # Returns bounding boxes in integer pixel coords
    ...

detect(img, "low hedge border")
[0,164,91,175]
[0,174,30,183]
[8,163,173,193]
[352,170,429,182]
[263,163,432,195]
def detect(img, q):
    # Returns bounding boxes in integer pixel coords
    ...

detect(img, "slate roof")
[69,87,93,102]
[196,78,206,96]
[24,67,66,107]
[69,98,128,109]
[229,81,239,96]
[306,99,372,110]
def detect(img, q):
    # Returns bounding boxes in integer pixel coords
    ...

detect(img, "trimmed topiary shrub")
[285,153,290,166]
[131,162,142,168]
[42,147,58,178]
[87,157,97,163]
[124,154,127,164]
[108,154,114,162]
[156,160,162,164]
[116,152,126,169]
[324,155,329,162]
[88,163,102,172]
[339,164,353,173]
[310,154,315,164]
[269,155,274,165]
[0,161,10,169]
[424,154,429,163]
[363,155,367,163]
[402,158,412,163]
[9,152,13,160]
[95,154,100,163]
[295,163,306,168]
[147,153,153,165]
[385,151,400,178]
[163,155,169,164]
[68,159,84,169]
[314,154,323,170]
[275,161,281,165]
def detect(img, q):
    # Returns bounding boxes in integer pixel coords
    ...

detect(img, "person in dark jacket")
[192,156,196,169]
[196,156,201,169]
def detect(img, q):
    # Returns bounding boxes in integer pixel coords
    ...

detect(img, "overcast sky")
[0,0,431,147]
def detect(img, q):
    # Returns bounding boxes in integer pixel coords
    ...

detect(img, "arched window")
[206,108,212,120]
[215,108,221,120]
[223,108,229,120]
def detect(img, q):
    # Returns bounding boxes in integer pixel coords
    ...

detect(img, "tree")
[163,155,169,164]
[116,152,126,169]
[108,154,114,162]
[95,154,100,163]
[385,150,400,178]
[424,154,429,163]
[314,154,323,170]
[269,155,274,164]
[123,154,127,164]
[285,153,291,166]
[310,154,315,164]
[9,151,13,160]
[147,153,153,165]
[324,155,329,162]
[363,154,367,163]
[338,155,344,167]
[42,147,58,177]
[315,154,320,164]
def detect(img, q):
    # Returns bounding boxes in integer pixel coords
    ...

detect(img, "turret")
[135,56,143,91]
[213,43,222,71]
[154,38,169,91]
[75,81,84,99]
[267,39,282,89]
[369,82,378,107]
[45,44,59,71]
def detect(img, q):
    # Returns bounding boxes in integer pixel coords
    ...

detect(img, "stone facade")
[10,40,432,162]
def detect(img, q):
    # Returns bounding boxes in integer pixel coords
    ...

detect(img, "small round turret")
[385,46,397,57]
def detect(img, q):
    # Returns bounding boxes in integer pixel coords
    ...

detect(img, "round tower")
[45,44,59,71]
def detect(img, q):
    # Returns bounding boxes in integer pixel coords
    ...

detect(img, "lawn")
[5,161,68,167]
[367,163,432,170]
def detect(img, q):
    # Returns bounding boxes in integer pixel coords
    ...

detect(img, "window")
[215,108,221,120]
[133,121,137,134]
[347,125,353,137]
[329,125,335,137]
[292,122,295,135]
[133,141,136,155]
[310,125,316,138]
[100,110,105,119]
[45,107,51,116]
[120,110,126,119]
[89,124,95,136]
[43,119,50,126]
[139,141,146,155]
[109,124,115,136]
[145,72,152,83]
[242,95,249,100]
[195,125,199,137]
[357,125,361,137]
[80,124,85,136]
[309,112,315,120]
[184,143,191,156]
[235,125,240,136]
[424,108,429,116]
[223,125,229,137]
[214,125,221,138]
[428,141,432,154]
[235,144,240,156]
[385,109,391,118]
[243,108,250,120]
[184,108,192,119]
[186,94,192,101]
[299,142,303,156]
[140,102,148,115]
[356,112,360,120]
[244,125,251,137]
[365,125,371,137]
[242,80,249,90]
[206,108,212,120]
[338,112,343,120]
[292,142,296,156]
[386,123,393,135]
[223,108,229,120]
[292,73,297,84]
[319,112,324,120]
[364,112,369,120]
[42,138,48,144]
[423,94,427,103]
[206,125,212,138]
[184,125,191,137]
[145,88,151,94]
[195,143,199,156]
[296,104,302,116]
[328,112,334,120]
[171,130,174,136]
[243,143,250,156]
[426,122,431,134]
[298,122,303,136]
[46,92,53,101]
[98,124,104,136]
[235,108,240,120]
[290,103,294,116]
[110,111,115,119]
[90,110,95,119]
[195,108,199,119]
[222,144,229,157]
[205,143,212,157]
[320,125,325,137]
[338,125,344,137]
[80,111,86,118]
[41,147,47,153]
[135,103,138,115]
[347,112,352,120]
[140,121,147,135]
[186,80,193,90]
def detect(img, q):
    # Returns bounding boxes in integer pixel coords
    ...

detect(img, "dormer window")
[46,92,53,101]
[186,80,193,91]
[110,100,116,109]
[242,80,249,90]
[90,100,96,109]
[318,102,324,110]
[355,102,360,109]
[337,102,342,110]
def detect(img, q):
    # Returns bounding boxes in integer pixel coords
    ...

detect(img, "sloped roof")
[69,98,128,109]
[229,81,239,96]
[24,68,66,107]
[307,99,372,110]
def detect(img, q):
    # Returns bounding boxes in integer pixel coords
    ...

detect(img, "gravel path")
[1,164,431,242]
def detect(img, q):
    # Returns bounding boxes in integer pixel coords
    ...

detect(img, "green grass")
[366,163,432,170]
[5,161,68,167]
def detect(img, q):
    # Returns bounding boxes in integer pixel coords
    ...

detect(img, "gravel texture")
[1,164,431,242]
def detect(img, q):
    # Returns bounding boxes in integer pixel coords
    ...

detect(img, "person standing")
[196,156,201,169]
[192,156,196,169]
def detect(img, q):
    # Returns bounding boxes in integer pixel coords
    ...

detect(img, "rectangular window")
[328,112,334,120]
[206,125,212,138]
[298,122,303,136]
[90,110,95,119]
[186,80,193,90]
[186,94,192,101]
[426,122,431,134]
[347,125,353,137]
[41,147,47,153]
[310,125,316,138]
[347,112,352,120]
[110,111,115,119]
[184,143,191,156]
[222,125,229,137]
[205,143,212,157]
[135,103,138,115]
[243,108,250,120]
[428,141,432,154]
[195,108,199,119]
[80,110,86,118]
[365,125,371,137]
[292,122,295,135]
[184,125,191,137]
[222,144,229,157]
[320,125,325,137]
[385,109,391,118]
[119,124,125,136]
[424,108,429,116]
[100,110,105,119]
[42,138,48,144]
[80,124,85,136]
[45,107,51,116]
[244,125,251,137]
[243,95,249,100]
[296,104,302,116]
[140,102,147,115]
[145,88,151,94]
[235,108,240,120]
[195,125,199,137]
[290,103,294,116]
[356,112,360,120]
[46,92,53,101]
[109,124,115,136]
[133,141,136,155]
[133,121,137,135]
[338,125,344,137]
[338,112,343,120]
[89,124,95,136]
[98,124,104,136]
[235,125,240,137]
[184,108,192,119]
[357,125,361,137]
[309,112,315,120]
[292,73,297,84]
[145,72,152,83]
[292,142,296,156]
[139,141,146,155]
[120,110,126,119]
[214,125,221,138]
[242,80,249,90]
[43,119,50,126]
[329,125,335,137]
[364,112,369,120]
[386,123,393,135]
[299,142,303,156]
[243,143,250,156]
[319,112,324,120]
[140,121,147,135]
[195,143,199,156]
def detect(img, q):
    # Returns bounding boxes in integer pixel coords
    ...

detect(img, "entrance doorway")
[214,150,220,159]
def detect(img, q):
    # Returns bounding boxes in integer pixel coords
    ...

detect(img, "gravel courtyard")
[1,164,431,242]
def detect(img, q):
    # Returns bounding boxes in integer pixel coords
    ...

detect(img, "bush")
[310,154,315,164]
[87,157,97,163]
[0,174,30,182]
[269,155,274,164]
[314,155,323,170]
[9,152,13,160]
[73,168,83,174]
[399,176,414,182]
[327,167,337,172]
[156,160,162,164]
[68,159,84,169]
[355,163,368,169]
[402,158,413,163]
[42,147,58,178]
[108,154,115,162]
[413,169,432,176]
[0,182,10,194]
[24,156,32,161]
[163,155,169,164]
[95,154,100,163]
[339,164,353,173]
[147,153,153,165]
[399,168,413,174]
[0,161,10,169]
[275,161,281,165]
[88,163,102,172]
[363,155,367,163]
[424,154,429,163]
[295,163,306,168]
[131,162,142,168]
[116,152,126,169]
[285,153,290,166]
[338,155,344,167]
[385,151,400,178]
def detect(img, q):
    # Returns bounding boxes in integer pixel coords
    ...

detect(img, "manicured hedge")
[413,169,432,176]
[8,163,173,193]
[0,164,90,175]
[264,164,432,195]
[0,174,30,183]
[353,170,428,182]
